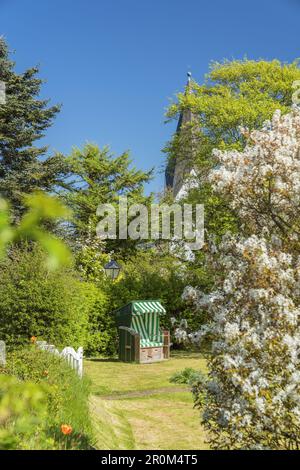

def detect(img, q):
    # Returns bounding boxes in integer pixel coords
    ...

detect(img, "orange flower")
[61,424,73,435]
[30,336,37,343]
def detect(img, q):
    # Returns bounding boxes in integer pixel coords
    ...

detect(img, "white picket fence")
[36,341,83,378]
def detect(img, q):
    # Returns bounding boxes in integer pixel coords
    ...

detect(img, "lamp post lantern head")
[104,259,121,280]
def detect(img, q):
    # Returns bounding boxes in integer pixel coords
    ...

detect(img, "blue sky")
[1,0,300,194]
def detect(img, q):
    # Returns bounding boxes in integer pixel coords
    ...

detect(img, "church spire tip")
[185,71,192,94]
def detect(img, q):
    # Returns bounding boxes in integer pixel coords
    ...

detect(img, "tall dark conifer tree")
[0,37,67,220]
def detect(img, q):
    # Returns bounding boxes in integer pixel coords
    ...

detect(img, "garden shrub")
[0,246,89,350]
[80,282,117,357]
[170,367,207,387]
[1,347,94,449]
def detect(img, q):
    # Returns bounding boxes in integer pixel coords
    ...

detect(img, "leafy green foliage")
[76,235,109,283]
[74,238,118,356]
[79,281,117,357]
[0,38,67,219]
[168,59,300,143]
[0,246,89,350]
[166,59,300,240]
[0,242,114,357]
[62,143,153,254]
[1,348,93,449]
[0,192,72,268]
[169,367,204,385]
[0,374,48,450]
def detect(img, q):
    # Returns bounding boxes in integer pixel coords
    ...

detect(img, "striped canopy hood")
[114,300,166,317]
[132,300,166,315]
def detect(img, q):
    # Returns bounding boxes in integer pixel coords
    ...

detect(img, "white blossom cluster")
[171,317,189,343]
[210,107,300,242]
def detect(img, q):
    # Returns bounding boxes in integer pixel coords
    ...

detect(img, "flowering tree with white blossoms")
[184,235,300,449]
[210,107,300,247]
[184,107,300,449]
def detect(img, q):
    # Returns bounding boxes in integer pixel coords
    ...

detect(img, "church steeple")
[165,72,195,197]
[175,72,194,134]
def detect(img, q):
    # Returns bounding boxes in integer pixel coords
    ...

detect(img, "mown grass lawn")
[85,351,209,450]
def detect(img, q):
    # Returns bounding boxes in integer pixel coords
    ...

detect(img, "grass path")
[100,386,188,400]
[85,351,209,450]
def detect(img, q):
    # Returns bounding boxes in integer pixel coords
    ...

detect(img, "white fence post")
[36,342,83,378]
[77,347,83,378]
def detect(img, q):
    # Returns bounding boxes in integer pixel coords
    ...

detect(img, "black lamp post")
[104,260,121,280]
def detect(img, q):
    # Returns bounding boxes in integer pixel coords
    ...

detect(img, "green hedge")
[79,282,117,357]
[0,246,90,349]
[0,246,116,356]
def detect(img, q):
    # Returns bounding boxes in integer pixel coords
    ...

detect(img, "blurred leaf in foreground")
[0,192,72,269]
